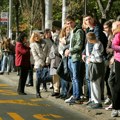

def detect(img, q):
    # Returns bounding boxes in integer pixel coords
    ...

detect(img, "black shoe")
[56,94,62,98]
[0,72,4,75]
[51,92,59,96]
[61,95,67,100]
[18,92,27,95]
[26,84,33,87]
[36,93,42,98]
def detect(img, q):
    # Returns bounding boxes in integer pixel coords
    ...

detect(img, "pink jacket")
[112,30,120,62]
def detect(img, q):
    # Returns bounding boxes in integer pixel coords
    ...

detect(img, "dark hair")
[103,20,113,29]
[65,15,75,21]
[17,33,27,43]
[44,29,51,34]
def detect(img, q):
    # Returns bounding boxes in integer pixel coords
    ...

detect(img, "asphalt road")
[0,78,93,120]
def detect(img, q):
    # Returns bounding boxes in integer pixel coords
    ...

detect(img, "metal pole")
[45,0,52,29]
[8,0,12,39]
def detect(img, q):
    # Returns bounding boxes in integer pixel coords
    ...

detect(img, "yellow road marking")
[0,90,17,95]
[0,84,9,87]
[7,112,24,120]
[30,98,43,102]
[0,117,2,120]
[33,114,63,120]
[0,99,50,106]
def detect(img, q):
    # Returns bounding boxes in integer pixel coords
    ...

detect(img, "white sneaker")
[105,104,112,110]
[65,96,74,103]
[118,110,120,116]
[111,110,118,117]
[104,98,111,105]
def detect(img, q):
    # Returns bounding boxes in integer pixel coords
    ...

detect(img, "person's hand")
[65,49,70,57]
[109,57,114,65]
[82,55,86,62]
[60,37,66,45]
[25,42,30,47]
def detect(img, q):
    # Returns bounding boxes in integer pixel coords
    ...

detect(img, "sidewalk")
[0,72,118,120]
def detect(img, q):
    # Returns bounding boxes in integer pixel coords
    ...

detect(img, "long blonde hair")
[30,32,41,43]
[59,26,70,38]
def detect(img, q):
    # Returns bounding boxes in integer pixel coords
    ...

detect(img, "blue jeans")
[36,67,51,94]
[68,58,82,100]
[61,78,68,96]
[85,63,91,98]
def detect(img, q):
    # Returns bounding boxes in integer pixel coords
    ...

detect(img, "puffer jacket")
[70,25,84,62]
[30,40,50,69]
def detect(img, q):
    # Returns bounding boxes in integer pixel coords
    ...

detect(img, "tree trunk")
[97,0,114,19]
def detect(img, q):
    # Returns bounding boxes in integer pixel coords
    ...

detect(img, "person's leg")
[61,78,68,97]
[17,66,28,94]
[85,63,91,99]
[52,74,60,93]
[71,61,82,100]
[112,61,120,110]
[0,55,7,73]
[91,78,102,104]
[36,68,42,97]
[26,65,34,86]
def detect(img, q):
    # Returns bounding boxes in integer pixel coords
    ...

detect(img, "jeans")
[61,78,68,96]
[85,63,91,98]
[36,67,49,94]
[68,58,82,100]
[1,54,13,72]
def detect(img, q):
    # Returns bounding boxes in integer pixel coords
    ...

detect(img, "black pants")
[17,66,29,93]
[112,60,120,110]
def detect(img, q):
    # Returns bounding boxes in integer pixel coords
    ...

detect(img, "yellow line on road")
[33,114,63,120]
[0,84,9,87]
[7,112,24,120]
[0,117,2,120]
[0,99,50,106]
[0,90,17,95]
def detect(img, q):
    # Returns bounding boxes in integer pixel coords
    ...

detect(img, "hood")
[73,25,82,33]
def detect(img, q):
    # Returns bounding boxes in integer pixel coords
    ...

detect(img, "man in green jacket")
[64,15,84,103]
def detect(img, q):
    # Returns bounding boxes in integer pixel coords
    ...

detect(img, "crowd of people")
[0,14,120,118]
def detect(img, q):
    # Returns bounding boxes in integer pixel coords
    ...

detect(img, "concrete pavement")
[0,72,118,120]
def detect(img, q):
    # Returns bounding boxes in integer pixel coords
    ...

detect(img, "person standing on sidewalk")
[111,21,120,117]
[15,33,30,95]
[30,32,50,98]
[64,15,84,104]
[85,32,105,109]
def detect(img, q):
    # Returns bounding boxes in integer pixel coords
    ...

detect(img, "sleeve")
[112,34,120,52]
[70,29,84,54]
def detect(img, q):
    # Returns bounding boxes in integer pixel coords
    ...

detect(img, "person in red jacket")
[15,33,30,95]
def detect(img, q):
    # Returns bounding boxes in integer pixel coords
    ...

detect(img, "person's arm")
[70,29,84,54]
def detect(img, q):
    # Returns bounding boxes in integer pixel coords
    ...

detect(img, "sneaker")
[75,99,83,104]
[104,98,111,105]
[36,93,42,98]
[65,96,74,103]
[105,104,112,110]
[51,92,59,96]
[87,103,102,109]
[111,110,118,117]
[118,110,120,116]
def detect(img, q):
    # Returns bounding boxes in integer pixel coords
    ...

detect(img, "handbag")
[41,67,52,83]
[56,57,71,82]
